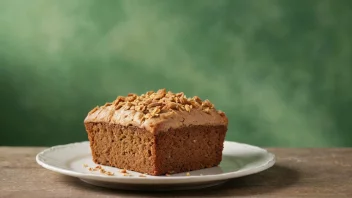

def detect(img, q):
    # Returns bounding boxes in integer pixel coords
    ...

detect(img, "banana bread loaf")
[84,89,228,176]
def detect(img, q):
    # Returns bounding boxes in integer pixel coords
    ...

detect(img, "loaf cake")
[84,89,228,176]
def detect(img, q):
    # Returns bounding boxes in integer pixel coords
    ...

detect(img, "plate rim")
[36,141,275,183]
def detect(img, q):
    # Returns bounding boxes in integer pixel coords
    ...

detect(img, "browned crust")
[85,122,157,175]
[84,122,227,176]
[154,125,227,175]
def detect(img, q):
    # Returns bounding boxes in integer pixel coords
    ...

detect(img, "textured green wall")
[1,0,351,147]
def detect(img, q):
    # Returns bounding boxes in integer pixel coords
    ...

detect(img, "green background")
[1,0,351,147]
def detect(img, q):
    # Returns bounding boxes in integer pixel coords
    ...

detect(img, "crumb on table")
[105,171,114,176]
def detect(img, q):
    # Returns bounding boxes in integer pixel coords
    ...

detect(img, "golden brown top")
[84,89,228,134]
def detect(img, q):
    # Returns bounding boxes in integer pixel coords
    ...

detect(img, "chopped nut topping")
[88,106,99,115]
[165,174,171,177]
[83,164,88,168]
[176,92,184,97]
[189,99,200,108]
[186,172,191,176]
[120,169,127,173]
[179,97,186,104]
[104,102,112,107]
[92,89,220,122]
[202,99,213,108]
[150,107,161,116]
[193,96,202,104]
[185,104,191,112]
[218,110,226,117]
[115,103,124,110]
[148,102,162,108]
[139,174,146,177]
[203,107,210,114]
[113,96,125,105]
[144,113,152,119]
[126,94,137,102]
[144,98,153,105]
[146,91,154,96]
[126,101,132,107]
[105,172,114,176]
[154,88,166,99]
[138,105,146,112]
[167,102,178,110]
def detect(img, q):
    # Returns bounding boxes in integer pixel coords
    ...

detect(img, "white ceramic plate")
[36,141,275,191]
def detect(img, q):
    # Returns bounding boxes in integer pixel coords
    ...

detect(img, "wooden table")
[1,147,351,198]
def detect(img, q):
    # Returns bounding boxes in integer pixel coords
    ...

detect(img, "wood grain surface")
[0,147,351,198]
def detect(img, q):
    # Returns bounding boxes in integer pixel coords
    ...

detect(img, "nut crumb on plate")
[85,164,114,176]
[105,171,114,176]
